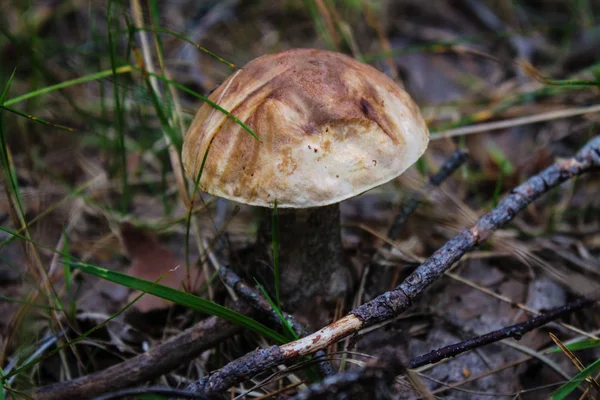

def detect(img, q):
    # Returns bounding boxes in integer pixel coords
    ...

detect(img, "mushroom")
[182,48,429,313]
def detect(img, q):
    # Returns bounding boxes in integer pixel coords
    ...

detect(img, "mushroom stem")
[254,204,351,311]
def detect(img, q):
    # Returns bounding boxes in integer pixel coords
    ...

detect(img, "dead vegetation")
[1,1,600,399]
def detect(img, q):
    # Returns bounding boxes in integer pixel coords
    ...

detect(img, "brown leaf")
[119,222,203,313]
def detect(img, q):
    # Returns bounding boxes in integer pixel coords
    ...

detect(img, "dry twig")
[409,296,596,369]
[366,148,468,297]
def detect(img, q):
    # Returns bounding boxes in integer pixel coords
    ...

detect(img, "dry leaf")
[119,222,203,313]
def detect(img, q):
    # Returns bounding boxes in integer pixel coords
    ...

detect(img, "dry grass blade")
[550,332,600,390]
[432,103,600,139]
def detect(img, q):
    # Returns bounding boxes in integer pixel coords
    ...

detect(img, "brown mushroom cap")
[182,48,429,208]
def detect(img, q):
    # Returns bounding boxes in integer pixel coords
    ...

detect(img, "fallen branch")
[366,148,468,297]
[34,306,248,400]
[188,135,600,395]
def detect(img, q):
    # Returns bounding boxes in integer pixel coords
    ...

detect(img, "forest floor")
[0,1,599,399]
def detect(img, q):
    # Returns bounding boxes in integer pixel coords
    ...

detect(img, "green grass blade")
[272,199,281,311]
[0,69,27,222]
[131,66,259,141]
[488,145,514,176]
[0,295,60,311]
[488,145,513,208]
[185,137,214,270]
[255,280,298,341]
[134,25,236,69]
[66,260,288,344]
[305,0,335,50]
[550,357,600,399]
[542,78,600,87]
[132,48,181,149]
[0,122,25,220]
[107,0,129,213]
[0,104,73,131]
[415,156,428,178]
[0,68,16,103]
[0,366,6,400]
[3,65,133,106]
[547,339,600,354]
[61,231,77,319]
[5,65,258,141]
[255,281,320,382]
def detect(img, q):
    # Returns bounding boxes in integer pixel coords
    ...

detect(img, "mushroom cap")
[182,48,429,208]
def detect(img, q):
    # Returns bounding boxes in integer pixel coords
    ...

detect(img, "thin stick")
[409,296,596,368]
[446,272,599,339]
[426,329,600,395]
[187,135,600,395]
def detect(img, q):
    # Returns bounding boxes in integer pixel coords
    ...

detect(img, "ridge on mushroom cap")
[182,48,429,208]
